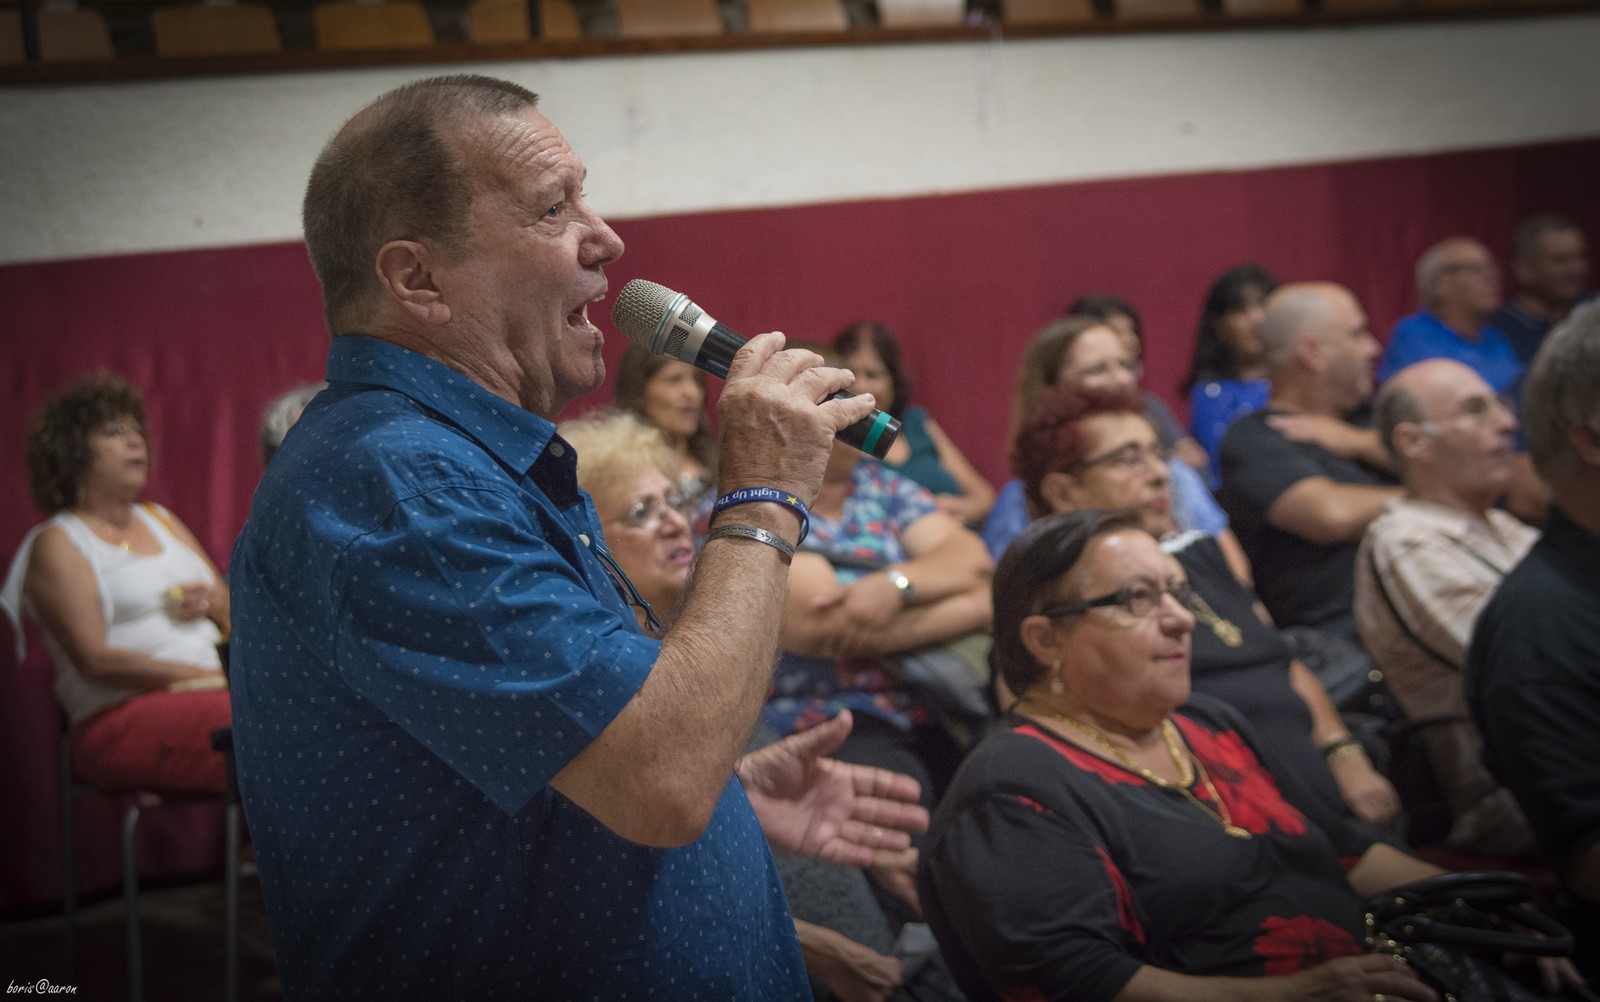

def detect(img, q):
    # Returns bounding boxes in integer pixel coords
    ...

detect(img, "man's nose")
[581,209,625,268]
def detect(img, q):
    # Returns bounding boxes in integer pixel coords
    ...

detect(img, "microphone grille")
[611,279,680,350]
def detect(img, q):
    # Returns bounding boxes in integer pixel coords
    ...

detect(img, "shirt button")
[549,442,566,457]
[578,534,590,547]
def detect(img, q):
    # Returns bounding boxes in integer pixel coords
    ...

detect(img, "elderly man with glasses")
[1355,358,1539,859]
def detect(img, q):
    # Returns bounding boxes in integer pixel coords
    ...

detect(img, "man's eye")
[546,202,563,218]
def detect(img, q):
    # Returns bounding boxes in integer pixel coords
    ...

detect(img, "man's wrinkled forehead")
[461,108,576,180]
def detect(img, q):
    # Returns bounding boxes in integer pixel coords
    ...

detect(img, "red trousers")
[70,689,233,795]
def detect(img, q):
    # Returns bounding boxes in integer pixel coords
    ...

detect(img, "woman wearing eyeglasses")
[2,373,231,795]
[1011,384,1401,828]
[983,314,1235,564]
[559,410,699,632]
[916,507,1457,1001]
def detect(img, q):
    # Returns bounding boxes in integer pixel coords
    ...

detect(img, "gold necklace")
[79,510,133,552]
[1019,700,1251,839]
[1189,591,1243,647]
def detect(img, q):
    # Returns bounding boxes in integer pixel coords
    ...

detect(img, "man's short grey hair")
[1511,213,1582,263]
[1523,301,1600,481]
[1414,239,1465,306]
[1374,380,1425,464]
[260,382,326,465]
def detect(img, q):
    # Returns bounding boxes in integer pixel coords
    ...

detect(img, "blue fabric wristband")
[711,487,810,545]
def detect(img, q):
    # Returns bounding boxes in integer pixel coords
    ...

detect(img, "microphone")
[610,279,901,460]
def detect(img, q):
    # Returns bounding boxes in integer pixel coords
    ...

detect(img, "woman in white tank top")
[2,374,233,794]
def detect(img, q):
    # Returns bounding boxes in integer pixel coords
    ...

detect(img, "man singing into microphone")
[229,74,903,998]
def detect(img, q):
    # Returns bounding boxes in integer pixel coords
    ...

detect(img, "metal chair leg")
[122,803,143,1002]
[224,802,241,1002]
[60,735,76,978]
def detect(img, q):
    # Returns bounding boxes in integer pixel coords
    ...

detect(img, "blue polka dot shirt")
[230,336,807,1000]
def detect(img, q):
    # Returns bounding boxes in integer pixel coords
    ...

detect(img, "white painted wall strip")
[1,13,1597,265]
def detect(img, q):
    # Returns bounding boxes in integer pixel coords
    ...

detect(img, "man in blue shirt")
[1489,213,1593,367]
[1379,237,1522,395]
[230,75,881,998]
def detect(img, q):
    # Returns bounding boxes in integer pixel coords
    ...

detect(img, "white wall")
[2,12,1598,265]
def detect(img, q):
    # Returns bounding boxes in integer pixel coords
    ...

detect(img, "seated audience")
[1217,282,1400,643]
[1489,213,1593,368]
[918,509,1583,1001]
[1379,237,1521,395]
[1468,305,1600,980]
[772,353,994,814]
[1066,293,1210,475]
[1355,359,1538,858]
[1013,384,1399,826]
[560,409,938,1002]
[834,321,996,526]
[613,343,718,499]
[258,381,324,465]
[1180,264,1280,486]
[921,509,1448,1001]
[985,315,1231,558]
[1,373,231,794]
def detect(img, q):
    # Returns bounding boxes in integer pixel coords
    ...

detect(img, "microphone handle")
[692,322,901,460]
[830,393,902,460]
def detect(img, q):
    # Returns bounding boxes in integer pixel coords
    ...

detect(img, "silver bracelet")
[706,523,795,563]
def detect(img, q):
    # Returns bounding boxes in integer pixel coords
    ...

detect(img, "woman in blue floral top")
[767,424,994,819]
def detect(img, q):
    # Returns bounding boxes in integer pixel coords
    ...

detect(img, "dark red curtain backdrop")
[3,137,1597,910]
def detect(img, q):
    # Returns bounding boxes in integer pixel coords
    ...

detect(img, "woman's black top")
[918,696,1376,1002]
[1166,531,1345,815]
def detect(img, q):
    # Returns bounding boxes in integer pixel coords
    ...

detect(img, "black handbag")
[1365,871,1595,1002]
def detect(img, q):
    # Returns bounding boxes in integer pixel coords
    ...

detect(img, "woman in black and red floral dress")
[917,509,1447,1002]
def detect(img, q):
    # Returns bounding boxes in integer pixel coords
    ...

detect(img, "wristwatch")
[885,568,917,604]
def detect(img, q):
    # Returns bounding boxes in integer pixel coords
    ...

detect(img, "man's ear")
[1569,421,1600,467]
[375,240,451,326]
[1392,421,1431,464]
[1296,333,1326,375]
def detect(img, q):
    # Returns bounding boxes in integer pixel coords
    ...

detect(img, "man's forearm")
[550,503,798,847]
[1268,480,1401,543]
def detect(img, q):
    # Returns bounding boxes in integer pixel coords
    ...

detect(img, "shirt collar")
[1386,496,1523,544]
[326,335,554,474]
